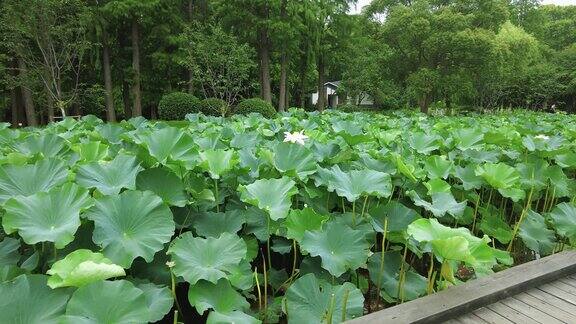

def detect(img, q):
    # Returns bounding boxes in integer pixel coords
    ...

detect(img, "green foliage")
[235,98,276,118]
[158,92,200,120]
[199,98,229,117]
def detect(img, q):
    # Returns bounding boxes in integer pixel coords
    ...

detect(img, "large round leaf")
[136,167,188,207]
[475,162,519,189]
[85,190,175,267]
[2,183,92,248]
[63,280,162,323]
[167,232,247,285]
[0,237,20,267]
[301,222,371,277]
[285,273,364,324]
[0,158,68,203]
[76,153,142,195]
[315,165,392,202]
[369,201,421,233]
[0,274,70,324]
[519,210,556,255]
[136,282,174,323]
[285,208,329,241]
[47,249,125,288]
[207,311,261,324]
[188,278,250,314]
[238,177,297,221]
[192,210,246,238]
[199,149,238,179]
[273,142,318,180]
[140,126,199,168]
[549,202,576,244]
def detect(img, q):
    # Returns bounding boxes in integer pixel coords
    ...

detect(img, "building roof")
[324,81,341,88]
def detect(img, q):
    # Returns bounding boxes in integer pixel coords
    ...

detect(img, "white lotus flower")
[284,131,308,145]
[535,134,550,141]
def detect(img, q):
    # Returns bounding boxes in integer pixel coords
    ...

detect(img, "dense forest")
[0,0,575,126]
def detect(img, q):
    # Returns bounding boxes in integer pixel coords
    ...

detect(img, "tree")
[180,24,256,106]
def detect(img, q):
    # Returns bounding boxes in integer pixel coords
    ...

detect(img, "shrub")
[235,98,276,118]
[199,98,229,117]
[158,92,200,120]
[336,103,366,113]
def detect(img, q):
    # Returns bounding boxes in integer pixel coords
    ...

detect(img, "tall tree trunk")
[46,86,54,122]
[418,94,430,114]
[10,87,18,126]
[258,4,272,103]
[279,52,288,112]
[122,80,131,118]
[278,0,288,112]
[131,19,142,117]
[297,51,308,108]
[316,55,326,112]
[17,58,37,126]
[102,30,116,122]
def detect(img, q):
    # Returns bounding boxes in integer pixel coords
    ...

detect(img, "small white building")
[311,81,373,108]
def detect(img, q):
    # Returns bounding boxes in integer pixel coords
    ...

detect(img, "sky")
[350,0,576,14]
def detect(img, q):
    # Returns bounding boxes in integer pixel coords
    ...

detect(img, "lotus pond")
[0,110,575,323]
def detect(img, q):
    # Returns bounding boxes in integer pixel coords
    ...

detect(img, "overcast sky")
[350,0,576,14]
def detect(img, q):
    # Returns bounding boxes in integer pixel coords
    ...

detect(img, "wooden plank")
[538,284,576,306]
[346,251,576,324]
[513,291,576,323]
[454,313,487,324]
[486,302,540,324]
[548,280,576,296]
[472,307,514,324]
[499,296,564,324]
[558,277,576,288]
[525,288,576,314]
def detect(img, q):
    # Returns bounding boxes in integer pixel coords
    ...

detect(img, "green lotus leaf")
[367,251,427,302]
[546,166,573,198]
[3,183,92,249]
[431,236,470,261]
[475,162,519,189]
[519,210,556,255]
[85,190,175,268]
[192,210,246,238]
[285,207,329,241]
[188,278,250,314]
[548,202,576,244]
[140,126,199,168]
[285,273,364,324]
[454,165,485,190]
[407,191,466,219]
[72,141,108,162]
[369,201,421,233]
[0,158,68,203]
[207,311,261,324]
[273,142,318,180]
[243,207,281,242]
[227,259,254,290]
[424,155,453,179]
[0,237,20,267]
[424,178,451,194]
[315,165,392,202]
[479,213,512,244]
[453,128,484,150]
[136,282,174,323]
[63,280,157,323]
[497,187,526,202]
[136,167,188,207]
[46,249,125,288]
[555,152,576,169]
[408,218,505,275]
[0,275,70,324]
[0,265,26,283]
[393,153,418,182]
[239,177,297,220]
[301,222,371,277]
[76,153,142,195]
[167,232,247,285]
[408,132,440,154]
[15,133,68,158]
[516,160,548,190]
[200,149,238,179]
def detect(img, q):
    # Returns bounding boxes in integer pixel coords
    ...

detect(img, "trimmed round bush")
[235,98,276,118]
[199,98,229,117]
[158,92,200,120]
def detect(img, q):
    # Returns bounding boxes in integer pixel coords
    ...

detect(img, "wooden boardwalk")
[347,251,576,324]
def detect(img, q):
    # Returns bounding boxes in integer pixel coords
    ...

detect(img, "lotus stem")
[542,185,549,212]
[173,311,178,324]
[326,293,336,324]
[254,268,262,311]
[376,219,388,309]
[170,269,183,322]
[471,191,480,233]
[508,186,534,252]
[341,289,350,322]
[290,239,298,281]
[427,270,437,295]
[398,243,409,303]
[267,217,272,269]
[426,252,434,295]
[360,196,369,219]
[214,179,219,212]
[341,198,346,213]
[263,256,268,323]
[352,201,356,226]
